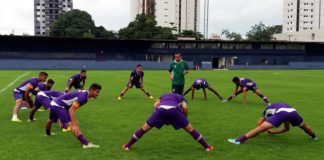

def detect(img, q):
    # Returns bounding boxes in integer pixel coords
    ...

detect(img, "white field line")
[0,72,31,94]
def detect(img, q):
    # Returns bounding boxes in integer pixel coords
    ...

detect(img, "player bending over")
[183,78,223,100]
[223,77,270,105]
[29,90,64,121]
[45,83,102,148]
[11,72,48,122]
[118,64,153,100]
[122,93,214,152]
[65,70,87,92]
[228,103,318,144]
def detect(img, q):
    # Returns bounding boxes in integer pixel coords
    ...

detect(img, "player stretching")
[45,83,102,148]
[118,64,153,100]
[11,72,48,122]
[29,90,64,121]
[183,78,223,100]
[223,77,270,105]
[122,93,214,152]
[228,103,318,144]
[65,70,87,92]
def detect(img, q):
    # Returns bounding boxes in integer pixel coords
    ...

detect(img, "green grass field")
[0,70,323,160]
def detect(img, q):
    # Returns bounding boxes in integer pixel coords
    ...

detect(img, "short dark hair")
[81,69,87,73]
[137,64,142,68]
[174,52,181,56]
[232,77,240,83]
[89,83,102,90]
[39,72,48,77]
[47,79,55,84]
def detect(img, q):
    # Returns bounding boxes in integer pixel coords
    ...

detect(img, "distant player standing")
[228,103,318,144]
[223,77,270,105]
[65,70,87,92]
[183,78,223,100]
[11,72,48,122]
[122,93,214,152]
[118,64,153,100]
[168,52,190,95]
[45,83,102,148]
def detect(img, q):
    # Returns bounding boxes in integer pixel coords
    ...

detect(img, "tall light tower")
[203,0,209,39]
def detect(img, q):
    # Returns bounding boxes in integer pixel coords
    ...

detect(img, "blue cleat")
[228,139,241,145]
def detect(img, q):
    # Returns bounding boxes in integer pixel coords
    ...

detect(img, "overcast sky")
[0,0,283,36]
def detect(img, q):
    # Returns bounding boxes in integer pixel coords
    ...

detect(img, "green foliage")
[118,14,175,39]
[246,22,282,41]
[178,30,204,40]
[221,29,243,41]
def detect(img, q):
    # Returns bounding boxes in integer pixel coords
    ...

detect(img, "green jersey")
[169,60,190,85]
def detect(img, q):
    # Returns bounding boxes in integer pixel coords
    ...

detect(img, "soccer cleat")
[122,144,130,151]
[221,99,228,103]
[267,103,272,106]
[83,143,100,149]
[45,132,56,136]
[311,137,318,141]
[28,118,37,122]
[149,96,154,99]
[118,97,122,100]
[21,106,28,110]
[37,108,45,112]
[11,117,22,122]
[228,139,241,145]
[205,146,214,152]
[62,127,71,132]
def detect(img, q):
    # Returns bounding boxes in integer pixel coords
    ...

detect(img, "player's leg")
[255,89,270,105]
[183,87,193,97]
[118,84,131,99]
[123,123,152,150]
[228,122,274,144]
[207,86,223,100]
[299,123,318,140]
[183,124,214,151]
[139,85,153,99]
[202,88,207,100]
[12,98,24,122]
[45,109,58,136]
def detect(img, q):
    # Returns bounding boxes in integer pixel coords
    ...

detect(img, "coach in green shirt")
[168,52,190,94]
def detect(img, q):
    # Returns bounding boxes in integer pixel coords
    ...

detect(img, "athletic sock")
[310,133,317,139]
[259,94,269,104]
[126,128,146,148]
[120,93,124,97]
[77,134,89,145]
[190,130,209,148]
[236,135,248,143]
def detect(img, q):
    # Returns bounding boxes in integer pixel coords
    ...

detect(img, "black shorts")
[172,85,184,95]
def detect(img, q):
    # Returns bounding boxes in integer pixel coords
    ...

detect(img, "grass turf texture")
[0,70,323,160]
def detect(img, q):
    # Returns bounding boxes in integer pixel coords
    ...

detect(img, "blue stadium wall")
[0,36,324,69]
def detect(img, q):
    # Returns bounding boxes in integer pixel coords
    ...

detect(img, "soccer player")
[29,90,64,121]
[169,52,190,95]
[183,78,223,100]
[45,83,102,148]
[122,93,214,152]
[65,70,87,92]
[118,64,153,100]
[11,72,48,122]
[31,79,55,96]
[222,77,270,105]
[228,103,318,145]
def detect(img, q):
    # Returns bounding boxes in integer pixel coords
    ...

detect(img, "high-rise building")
[283,0,324,33]
[130,0,200,33]
[34,0,73,36]
[274,0,324,42]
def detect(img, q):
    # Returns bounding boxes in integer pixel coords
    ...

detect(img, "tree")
[246,22,282,41]
[50,9,96,38]
[178,30,204,40]
[221,29,243,41]
[94,26,117,39]
[118,14,175,39]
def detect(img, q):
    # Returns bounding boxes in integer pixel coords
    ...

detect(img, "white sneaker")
[221,99,228,103]
[83,143,100,149]
[21,106,28,110]
[11,117,22,122]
